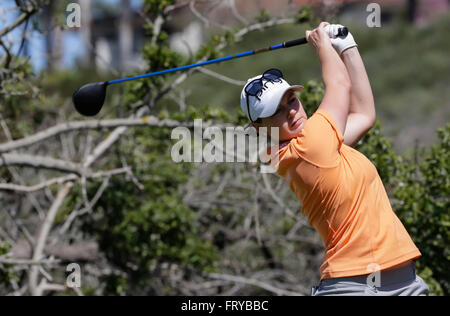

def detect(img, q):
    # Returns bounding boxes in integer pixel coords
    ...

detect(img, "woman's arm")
[340,47,376,147]
[307,22,351,136]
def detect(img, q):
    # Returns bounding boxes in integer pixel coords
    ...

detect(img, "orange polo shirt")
[271,109,421,280]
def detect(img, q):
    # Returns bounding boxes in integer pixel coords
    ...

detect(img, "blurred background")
[0,0,448,296]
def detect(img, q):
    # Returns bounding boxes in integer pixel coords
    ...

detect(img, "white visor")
[240,73,303,122]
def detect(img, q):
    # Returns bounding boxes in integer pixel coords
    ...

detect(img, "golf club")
[73,27,348,116]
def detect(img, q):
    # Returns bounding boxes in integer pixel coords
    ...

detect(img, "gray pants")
[312,263,429,296]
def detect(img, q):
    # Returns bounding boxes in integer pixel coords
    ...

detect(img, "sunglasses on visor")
[245,68,283,122]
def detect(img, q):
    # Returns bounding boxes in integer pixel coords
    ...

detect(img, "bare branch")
[261,173,297,218]
[4,208,35,248]
[58,176,111,236]
[228,0,248,25]
[0,258,61,265]
[5,165,45,218]
[232,18,296,44]
[163,0,212,15]
[6,284,28,296]
[151,14,164,46]
[206,273,304,296]
[120,154,144,190]
[0,117,231,154]
[0,153,90,175]
[0,114,13,141]
[0,37,12,67]
[0,167,130,192]
[196,67,247,86]
[189,0,210,28]
[35,279,83,296]
[29,182,73,296]
[0,6,37,38]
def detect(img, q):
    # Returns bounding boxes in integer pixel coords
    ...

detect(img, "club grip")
[337,27,349,37]
[283,37,308,48]
[283,27,349,48]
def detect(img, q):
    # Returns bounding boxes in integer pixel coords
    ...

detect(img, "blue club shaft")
[107,43,289,85]
[106,27,347,86]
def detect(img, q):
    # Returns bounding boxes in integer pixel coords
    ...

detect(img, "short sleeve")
[290,109,344,167]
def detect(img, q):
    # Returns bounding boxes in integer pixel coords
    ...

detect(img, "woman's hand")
[325,24,358,55]
[306,22,333,52]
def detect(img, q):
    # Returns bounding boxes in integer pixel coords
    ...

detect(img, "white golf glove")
[324,24,357,55]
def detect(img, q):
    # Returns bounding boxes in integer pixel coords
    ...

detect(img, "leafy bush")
[357,122,449,295]
[393,124,450,295]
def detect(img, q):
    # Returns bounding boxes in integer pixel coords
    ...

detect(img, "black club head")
[72,82,108,116]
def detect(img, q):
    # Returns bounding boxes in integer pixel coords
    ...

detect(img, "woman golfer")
[240,22,429,296]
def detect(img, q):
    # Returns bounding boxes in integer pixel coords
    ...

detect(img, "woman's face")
[253,90,308,142]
